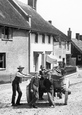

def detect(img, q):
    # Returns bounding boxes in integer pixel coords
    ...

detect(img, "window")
[35,33,38,43]
[1,27,13,40]
[78,55,81,61]
[59,56,61,59]
[48,35,51,44]
[53,37,58,42]
[0,53,6,68]
[64,42,66,49]
[67,41,69,50]
[59,41,61,48]
[42,34,45,43]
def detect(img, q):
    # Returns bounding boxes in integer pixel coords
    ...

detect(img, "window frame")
[67,41,69,50]
[78,55,81,61]
[53,37,58,42]
[1,27,13,41]
[0,53,6,69]
[64,42,66,49]
[35,33,38,43]
[59,41,61,48]
[48,35,51,44]
[42,34,45,43]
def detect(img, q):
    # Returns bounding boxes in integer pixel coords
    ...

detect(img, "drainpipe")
[28,17,31,74]
[52,36,54,68]
[8,0,31,74]
[28,31,30,74]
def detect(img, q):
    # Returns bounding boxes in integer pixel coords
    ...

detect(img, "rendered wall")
[54,42,71,63]
[30,33,53,72]
[0,29,29,82]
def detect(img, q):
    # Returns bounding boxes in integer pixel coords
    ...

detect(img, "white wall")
[54,41,71,63]
[30,33,53,72]
[0,29,29,81]
[31,34,53,52]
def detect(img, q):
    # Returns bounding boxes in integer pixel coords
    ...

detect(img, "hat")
[17,66,24,69]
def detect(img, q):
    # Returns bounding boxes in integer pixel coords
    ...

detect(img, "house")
[71,33,82,65]
[0,0,30,82]
[53,28,71,66]
[0,0,71,82]
[9,0,59,72]
[9,0,71,73]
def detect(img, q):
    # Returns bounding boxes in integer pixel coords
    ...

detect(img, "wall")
[0,29,29,82]
[54,41,71,63]
[30,33,53,72]
[71,44,82,65]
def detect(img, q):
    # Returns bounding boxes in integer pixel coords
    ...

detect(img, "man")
[29,71,39,108]
[11,66,29,106]
[39,76,46,100]
[44,72,55,107]
[39,65,46,100]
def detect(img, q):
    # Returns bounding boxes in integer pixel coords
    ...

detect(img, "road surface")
[0,68,82,115]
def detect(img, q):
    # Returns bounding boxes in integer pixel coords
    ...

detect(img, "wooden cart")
[26,70,70,105]
[51,73,70,105]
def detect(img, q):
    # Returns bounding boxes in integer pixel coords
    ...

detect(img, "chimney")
[80,35,82,40]
[67,28,71,39]
[76,33,80,40]
[28,0,37,10]
[48,20,52,24]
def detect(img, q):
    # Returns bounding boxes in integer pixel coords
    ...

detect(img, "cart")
[51,70,70,105]
[26,69,71,105]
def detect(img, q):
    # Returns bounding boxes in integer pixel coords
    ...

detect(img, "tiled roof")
[14,0,69,41]
[0,0,30,29]
[72,39,82,53]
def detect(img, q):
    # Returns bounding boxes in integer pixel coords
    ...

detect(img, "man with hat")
[11,66,30,106]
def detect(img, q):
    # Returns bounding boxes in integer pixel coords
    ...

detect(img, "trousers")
[29,91,39,106]
[11,81,22,105]
[47,90,55,106]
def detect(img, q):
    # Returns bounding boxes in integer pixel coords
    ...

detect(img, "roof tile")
[0,0,30,29]
[15,0,69,41]
[72,39,82,52]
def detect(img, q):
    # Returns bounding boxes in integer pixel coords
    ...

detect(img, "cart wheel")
[64,91,68,105]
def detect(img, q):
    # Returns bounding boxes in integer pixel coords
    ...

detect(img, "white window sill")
[0,68,6,71]
[1,39,13,41]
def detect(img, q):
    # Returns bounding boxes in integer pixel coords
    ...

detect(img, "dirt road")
[0,70,82,115]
